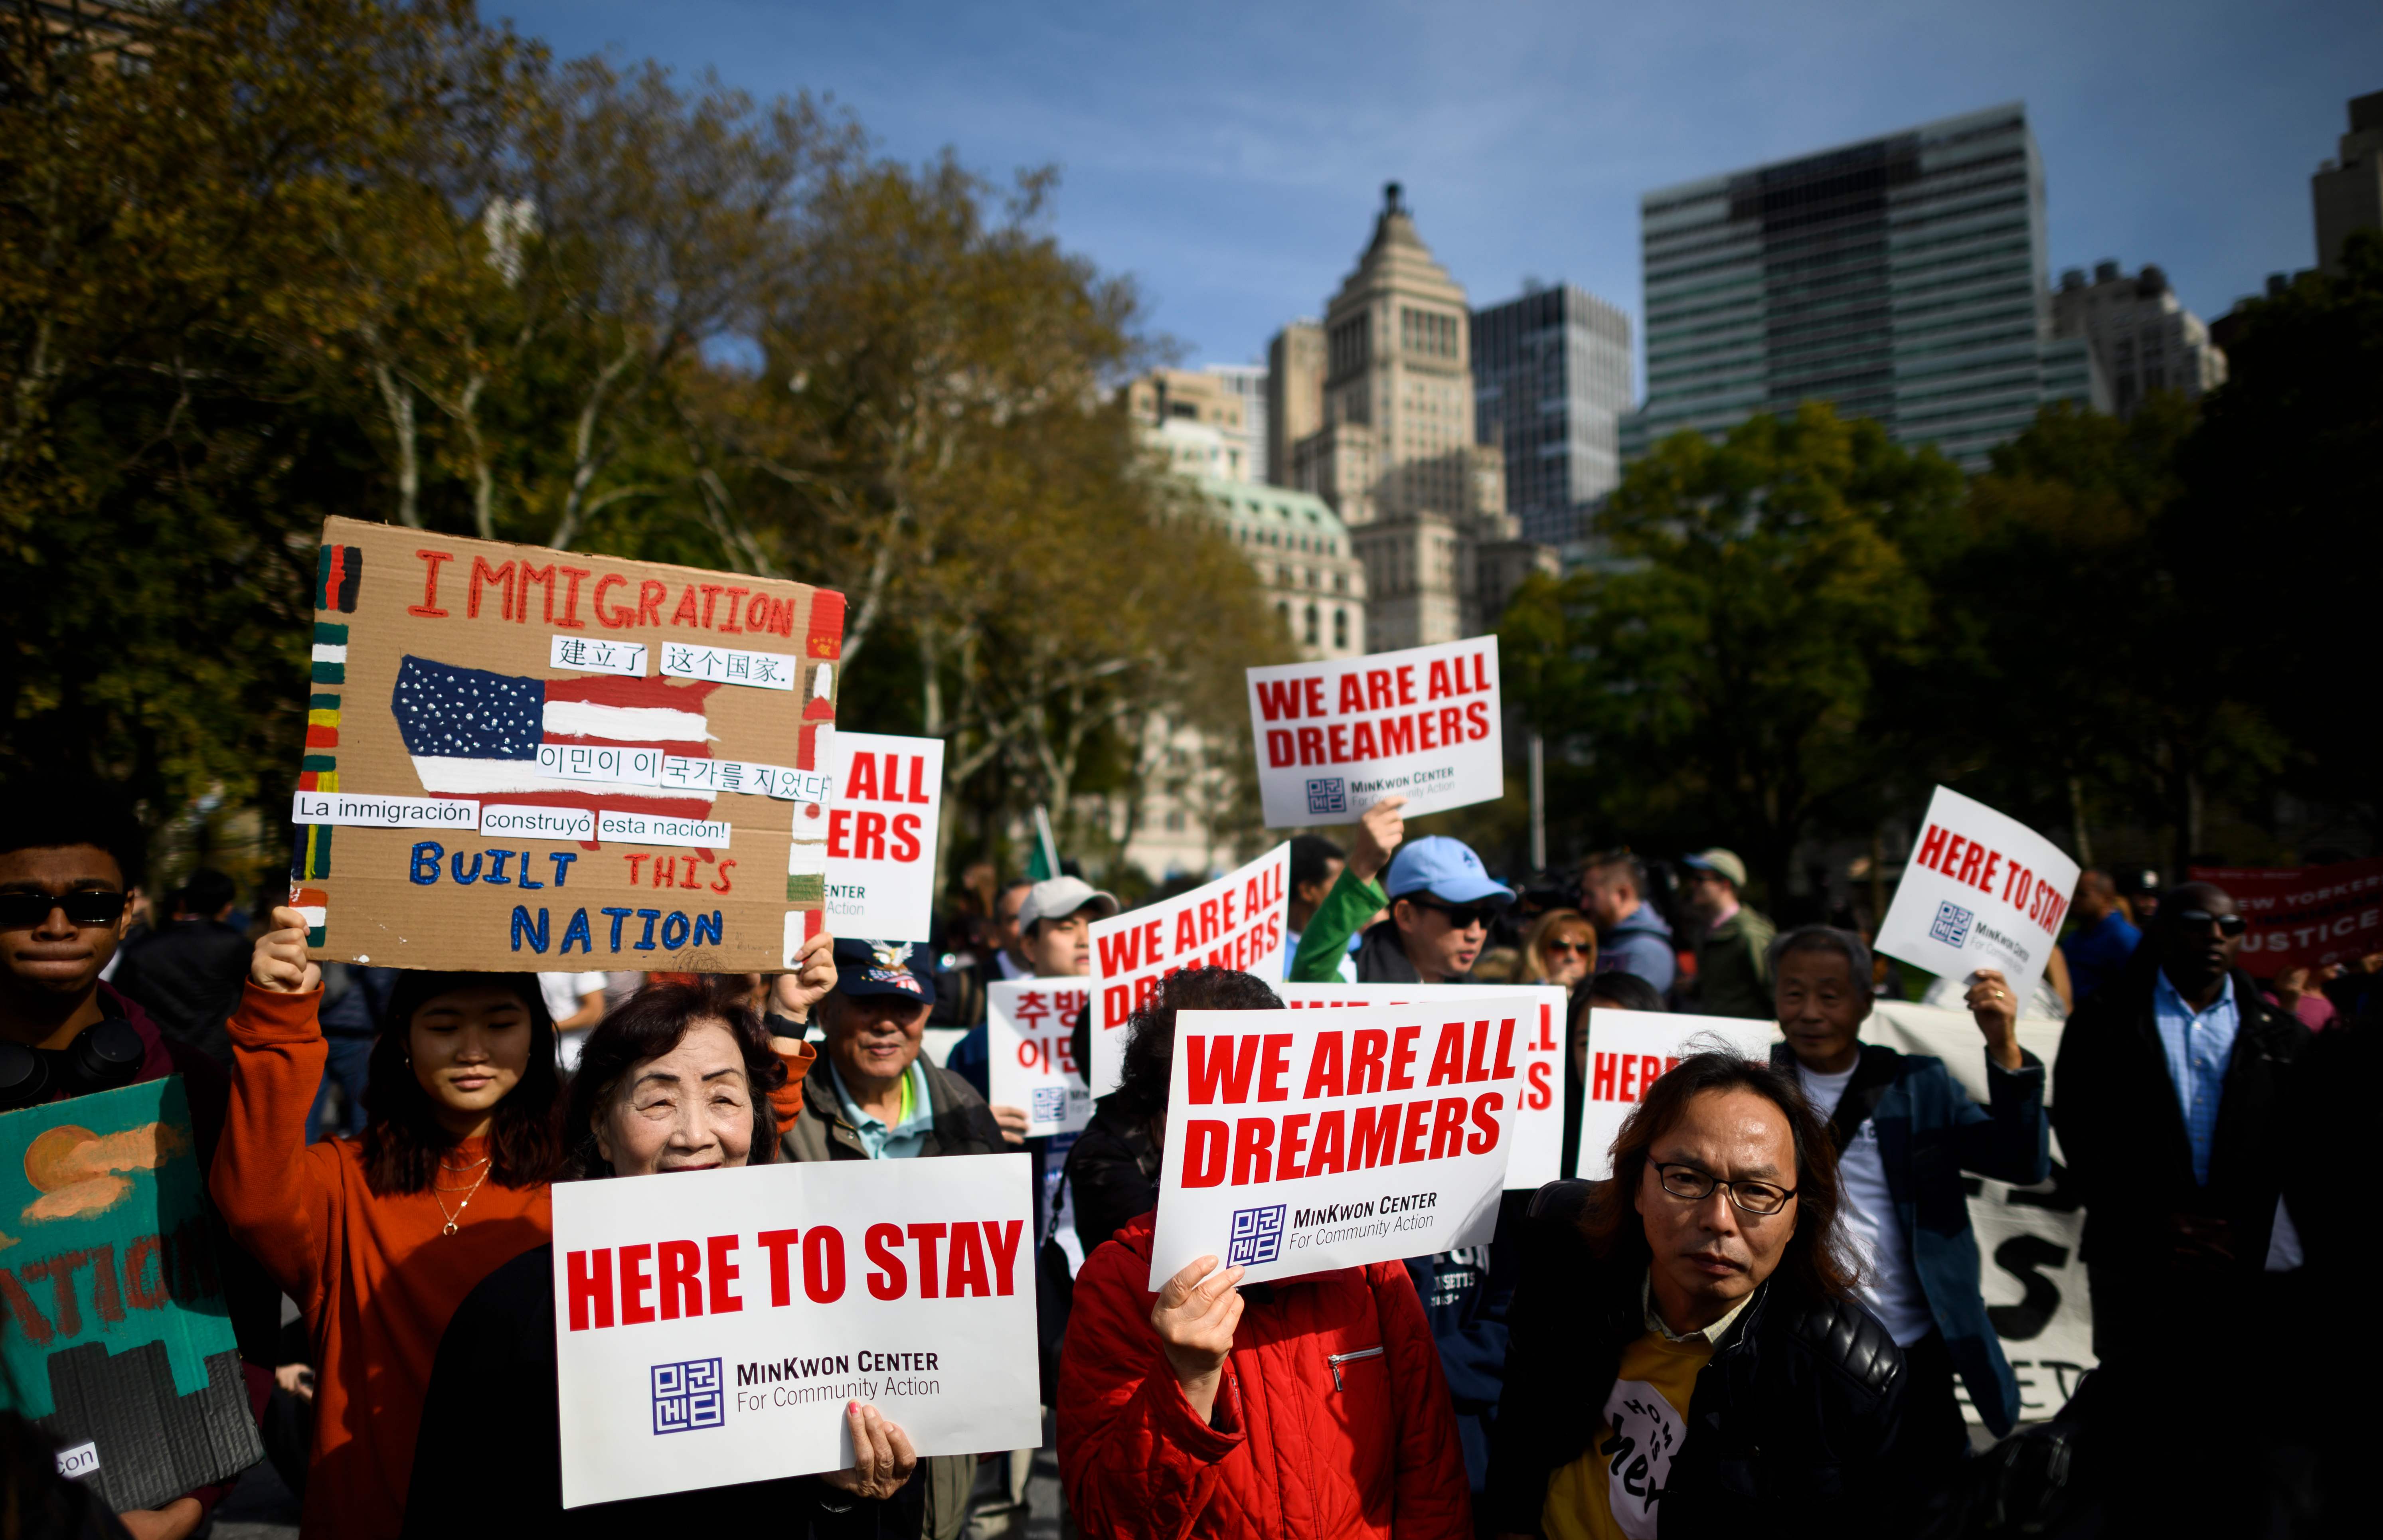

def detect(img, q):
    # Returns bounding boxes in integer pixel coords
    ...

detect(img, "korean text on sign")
[1086,843,1290,1098]
[987,980,1092,1136]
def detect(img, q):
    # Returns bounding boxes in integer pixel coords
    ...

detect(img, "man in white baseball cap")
[1014,876,1120,976]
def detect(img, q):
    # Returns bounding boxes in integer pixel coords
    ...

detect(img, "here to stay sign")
[1246,636,1503,827]
[1874,786,2081,1009]
[819,731,944,943]
[1148,1003,1518,1288]
[985,978,1091,1137]
[1277,982,1565,1191]
[551,1155,1039,1508]
[1574,1011,1774,1181]
[1087,843,1290,1097]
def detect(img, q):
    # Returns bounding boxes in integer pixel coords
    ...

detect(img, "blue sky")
[500,0,2377,392]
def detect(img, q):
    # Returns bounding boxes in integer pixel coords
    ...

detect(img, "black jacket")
[405,1245,920,1540]
[779,1056,1006,1163]
[1485,1181,1908,1538]
[110,918,249,1064]
[2051,960,2308,1278]
[1061,1093,1161,1255]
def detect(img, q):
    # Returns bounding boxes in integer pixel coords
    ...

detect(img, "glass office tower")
[1472,283,1632,547]
[1625,103,2103,471]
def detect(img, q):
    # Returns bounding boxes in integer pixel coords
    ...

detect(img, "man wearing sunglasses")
[2053,881,2310,1530]
[0,789,279,1540]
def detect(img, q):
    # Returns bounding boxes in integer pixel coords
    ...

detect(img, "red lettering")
[1365,668,1394,709]
[1308,1109,1347,1175]
[945,1223,990,1297]
[1429,1096,1470,1159]
[719,586,748,633]
[891,813,922,863]
[826,809,852,859]
[1466,699,1490,740]
[1593,1052,1617,1100]
[1338,673,1367,713]
[1349,1104,1401,1169]
[865,1224,907,1299]
[518,562,555,624]
[1297,726,1326,764]
[638,580,667,628]
[1277,1114,1312,1179]
[1231,1117,1275,1185]
[557,565,592,628]
[1916,824,1949,873]
[1378,715,1416,755]
[1425,1021,1468,1087]
[618,1244,655,1324]
[759,1228,800,1307]
[855,811,887,860]
[1258,1034,1294,1101]
[1468,1092,1502,1153]
[409,549,454,616]
[1350,1029,1389,1094]
[981,1220,1023,1297]
[1427,659,1454,699]
[804,1226,845,1303]
[905,1224,946,1299]
[468,557,516,620]
[594,574,634,628]
[1399,1099,1434,1163]
[705,1234,742,1315]
[1303,1032,1346,1097]
[1956,840,1986,888]
[1187,1035,1263,1104]
[1303,677,1328,717]
[657,1239,702,1319]
[1182,1119,1229,1186]
[1255,680,1305,721]
[568,1248,614,1331]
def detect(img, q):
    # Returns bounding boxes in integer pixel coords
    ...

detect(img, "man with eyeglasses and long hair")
[2053,880,2309,1530]
[1484,1051,1910,1540]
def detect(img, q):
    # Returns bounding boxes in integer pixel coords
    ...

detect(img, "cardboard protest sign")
[0,1080,263,1510]
[986,979,1092,1136]
[821,731,944,943]
[291,517,843,972]
[1573,1010,1774,1180]
[2187,855,2383,977]
[1277,983,1565,1190]
[1087,843,1290,1098]
[1147,1003,1518,1287]
[551,1153,1039,1508]
[1873,786,2080,1009]
[1247,636,1504,827]
[1867,1003,2092,1424]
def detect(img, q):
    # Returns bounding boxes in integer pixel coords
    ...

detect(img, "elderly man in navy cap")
[781,938,1007,1163]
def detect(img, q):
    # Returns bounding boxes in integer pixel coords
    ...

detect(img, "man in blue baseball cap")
[1287,797,1515,985]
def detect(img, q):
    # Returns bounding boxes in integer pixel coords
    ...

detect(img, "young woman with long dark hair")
[403,978,907,1538]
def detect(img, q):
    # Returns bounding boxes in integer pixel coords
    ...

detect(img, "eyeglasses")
[0,890,129,931]
[1407,899,1494,931]
[1653,1161,1796,1216]
[2171,908,2247,938]
[1543,940,1593,957]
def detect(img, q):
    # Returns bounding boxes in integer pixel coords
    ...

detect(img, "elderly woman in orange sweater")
[215,908,830,1540]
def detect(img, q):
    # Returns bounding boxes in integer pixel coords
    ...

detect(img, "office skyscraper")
[1626,103,2104,472]
[1472,283,1632,547]
[2313,90,2383,277]
[2051,261,2225,419]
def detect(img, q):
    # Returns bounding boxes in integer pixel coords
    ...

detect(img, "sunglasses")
[1543,940,1593,957]
[0,889,130,930]
[1407,898,1495,931]
[2172,908,2247,938]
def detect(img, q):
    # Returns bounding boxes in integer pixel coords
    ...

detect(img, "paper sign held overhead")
[1873,786,2081,1009]
[816,732,945,944]
[1246,636,1504,827]
[288,517,843,970]
[550,1156,1039,1508]
[986,979,1092,1137]
[1148,1003,1518,1288]
[1573,1010,1775,1181]
[1087,843,1290,1098]
[1277,982,1565,1191]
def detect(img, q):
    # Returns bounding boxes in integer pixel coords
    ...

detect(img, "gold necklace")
[432,1160,492,1236]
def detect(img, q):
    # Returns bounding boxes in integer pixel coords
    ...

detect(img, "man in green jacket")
[1678,847,1776,1018]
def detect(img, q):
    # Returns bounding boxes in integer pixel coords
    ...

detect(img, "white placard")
[540,742,666,785]
[551,1156,1040,1508]
[551,634,649,676]
[289,790,480,830]
[1573,1010,1775,1180]
[1278,982,1565,1191]
[1874,786,2081,1009]
[1246,636,1504,827]
[479,804,598,841]
[1087,843,1290,1098]
[597,811,731,849]
[659,640,798,690]
[986,979,1092,1136]
[820,732,945,943]
[1148,1003,1516,1287]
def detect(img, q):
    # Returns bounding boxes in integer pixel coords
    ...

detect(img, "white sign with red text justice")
[1246,636,1504,827]
[1873,786,2081,1010]
[820,731,944,943]
[551,1155,1039,1508]
[1148,1003,1518,1288]
[986,978,1092,1137]
[1087,843,1290,1098]
[1276,982,1566,1191]
[1573,1011,1775,1181]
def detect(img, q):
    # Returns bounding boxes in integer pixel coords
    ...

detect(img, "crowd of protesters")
[2,784,2371,1540]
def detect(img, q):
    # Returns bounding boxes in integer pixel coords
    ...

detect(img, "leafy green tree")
[1501,403,1956,903]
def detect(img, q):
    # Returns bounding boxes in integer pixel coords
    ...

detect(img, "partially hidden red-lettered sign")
[1574,1010,1774,1180]
[1087,844,1289,1098]
[2188,855,2383,977]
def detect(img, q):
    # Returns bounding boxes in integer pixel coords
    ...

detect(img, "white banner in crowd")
[1874,786,2082,1011]
[1148,1003,1518,1287]
[1087,843,1290,1098]
[820,731,945,943]
[550,1155,1040,1508]
[1278,982,1566,1191]
[986,978,1093,1137]
[1246,636,1504,827]
[1573,1010,1775,1181]
[1867,1001,2095,1425]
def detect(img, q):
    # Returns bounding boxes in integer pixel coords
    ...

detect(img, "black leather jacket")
[1485,1181,1909,1538]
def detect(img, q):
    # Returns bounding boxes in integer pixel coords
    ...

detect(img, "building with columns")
[1272,185,1555,650]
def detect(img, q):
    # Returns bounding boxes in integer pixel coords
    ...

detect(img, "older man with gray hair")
[1767,925,2050,1472]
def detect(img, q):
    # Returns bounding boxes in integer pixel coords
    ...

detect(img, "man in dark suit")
[2053,881,2308,1526]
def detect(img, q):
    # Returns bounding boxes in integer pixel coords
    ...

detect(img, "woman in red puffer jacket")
[1057,968,1470,1540]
